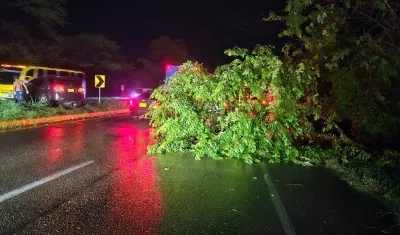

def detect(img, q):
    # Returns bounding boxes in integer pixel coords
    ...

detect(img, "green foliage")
[268,0,400,141]
[377,150,400,169]
[148,45,321,164]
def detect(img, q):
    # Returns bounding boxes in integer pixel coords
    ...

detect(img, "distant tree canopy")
[148,35,190,65]
[136,35,190,88]
[0,0,67,63]
[0,0,123,71]
[58,33,122,71]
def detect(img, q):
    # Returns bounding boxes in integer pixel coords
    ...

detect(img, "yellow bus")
[0,64,87,99]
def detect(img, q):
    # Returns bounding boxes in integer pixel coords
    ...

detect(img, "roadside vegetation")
[148,0,400,224]
[0,100,127,121]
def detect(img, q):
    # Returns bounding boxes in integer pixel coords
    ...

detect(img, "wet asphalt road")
[0,116,399,235]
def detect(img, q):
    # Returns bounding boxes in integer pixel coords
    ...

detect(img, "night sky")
[63,0,287,67]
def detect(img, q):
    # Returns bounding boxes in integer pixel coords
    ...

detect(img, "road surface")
[0,116,398,234]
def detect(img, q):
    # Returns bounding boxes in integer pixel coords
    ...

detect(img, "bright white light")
[131,92,139,98]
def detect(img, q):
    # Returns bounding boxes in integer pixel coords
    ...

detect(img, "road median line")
[0,160,94,203]
[0,109,130,130]
[264,172,296,235]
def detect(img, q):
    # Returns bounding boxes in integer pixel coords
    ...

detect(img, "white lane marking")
[0,160,94,203]
[264,172,296,235]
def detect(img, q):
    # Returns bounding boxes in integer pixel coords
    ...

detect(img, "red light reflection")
[108,124,162,234]
[42,126,65,165]
[70,122,84,157]
[41,123,85,166]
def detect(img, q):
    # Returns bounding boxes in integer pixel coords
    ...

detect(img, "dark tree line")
[0,0,190,89]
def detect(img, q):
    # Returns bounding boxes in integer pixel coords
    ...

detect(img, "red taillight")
[53,85,64,92]
[78,87,84,93]
[129,99,142,108]
[130,99,138,106]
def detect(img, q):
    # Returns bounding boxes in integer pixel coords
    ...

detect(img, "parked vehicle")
[129,89,155,119]
[0,64,86,100]
[27,76,85,106]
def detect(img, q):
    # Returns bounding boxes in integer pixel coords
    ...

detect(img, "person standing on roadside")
[13,75,29,102]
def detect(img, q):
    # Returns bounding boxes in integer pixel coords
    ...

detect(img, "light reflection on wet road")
[0,117,165,235]
[42,126,66,165]
[107,124,162,234]
[0,116,398,235]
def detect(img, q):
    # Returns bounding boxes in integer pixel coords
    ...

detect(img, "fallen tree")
[148,45,321,165]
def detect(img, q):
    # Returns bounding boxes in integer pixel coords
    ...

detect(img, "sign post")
[94,75,105,103]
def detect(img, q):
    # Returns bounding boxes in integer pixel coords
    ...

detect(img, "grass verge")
[0,100,128,121]
[326,156,400,229]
